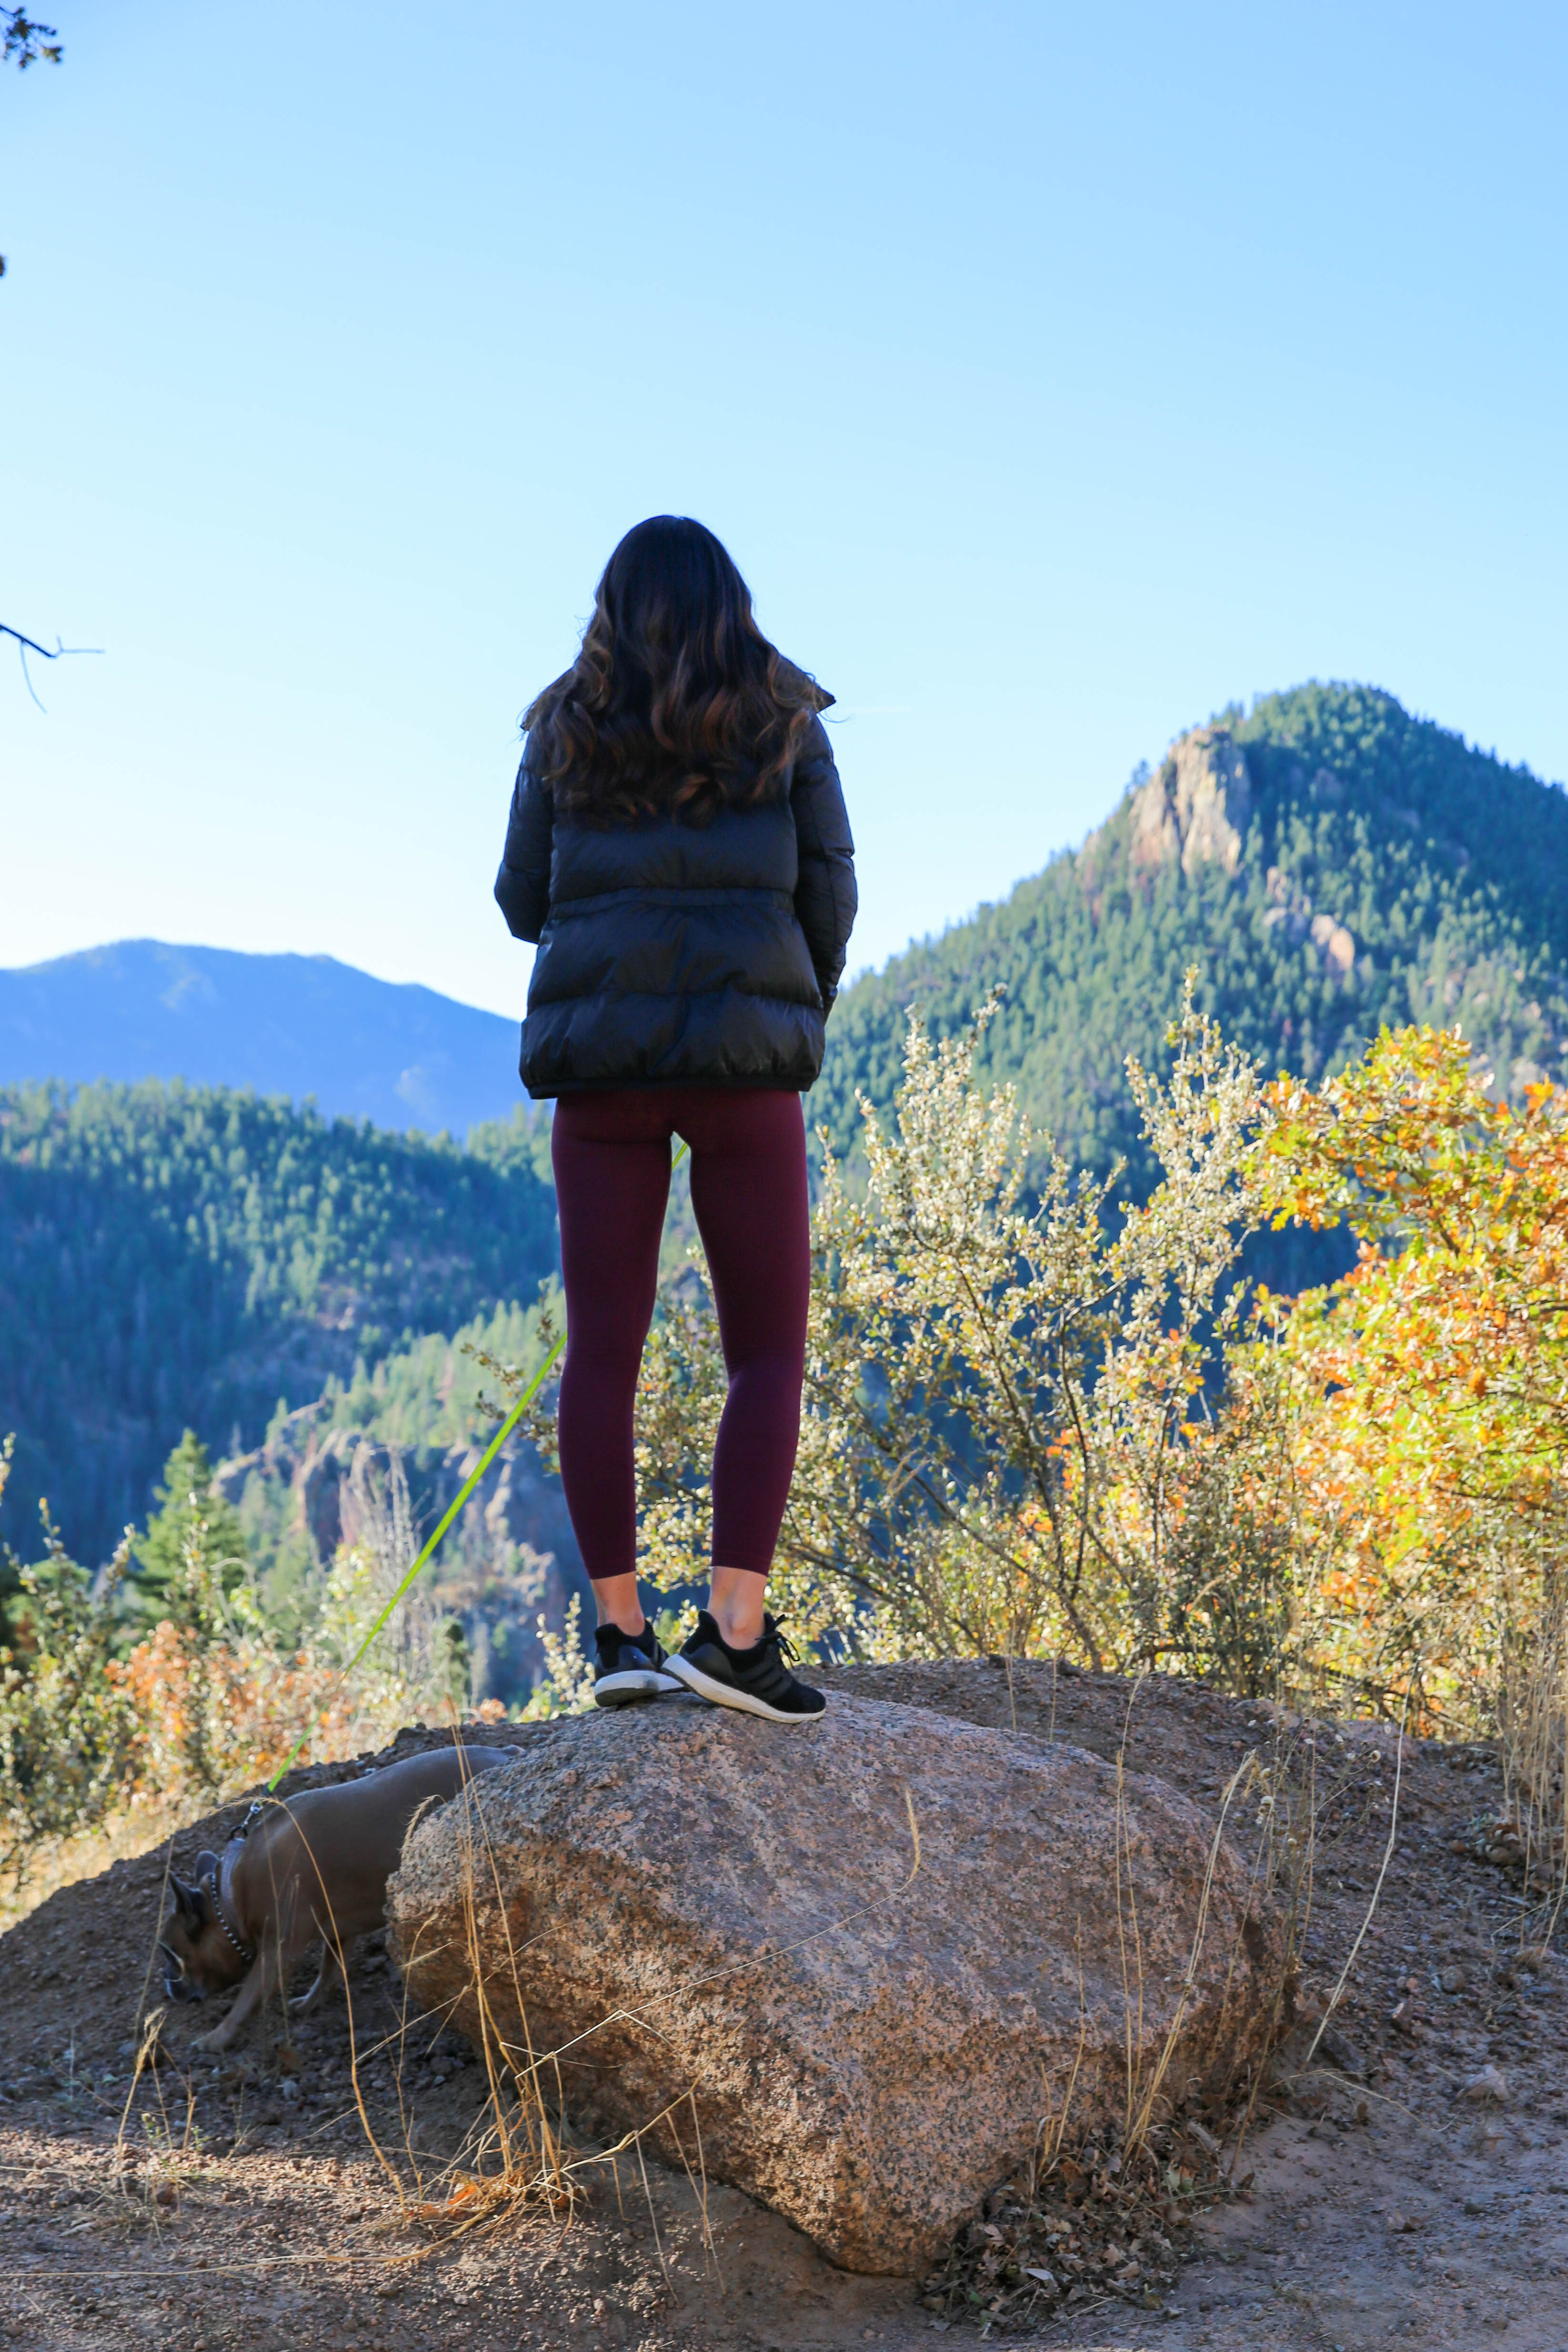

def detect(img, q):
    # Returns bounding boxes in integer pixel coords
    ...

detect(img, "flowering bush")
[627,976,1262,1670]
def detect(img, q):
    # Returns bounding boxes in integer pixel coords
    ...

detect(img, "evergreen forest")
[4,680,1565,1604]
[0,1083,556,1566]
[816,684,1568,1190]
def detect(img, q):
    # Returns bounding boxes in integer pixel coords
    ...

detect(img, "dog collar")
[204,1844,256,1967]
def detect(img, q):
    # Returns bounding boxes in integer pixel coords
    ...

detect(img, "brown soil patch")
[0,1663,1563,2352]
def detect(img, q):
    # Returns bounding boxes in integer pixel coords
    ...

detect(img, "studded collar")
[202,1820,258,1968]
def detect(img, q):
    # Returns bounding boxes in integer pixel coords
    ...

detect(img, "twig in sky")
[0,620,103,711]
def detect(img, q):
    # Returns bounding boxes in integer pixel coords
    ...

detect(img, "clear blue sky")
[4,2,1566,1018]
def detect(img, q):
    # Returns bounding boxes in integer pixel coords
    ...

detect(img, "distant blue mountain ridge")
[0,939,527,1136]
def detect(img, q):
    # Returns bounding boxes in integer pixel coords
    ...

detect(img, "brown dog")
[159,1744,508,2051]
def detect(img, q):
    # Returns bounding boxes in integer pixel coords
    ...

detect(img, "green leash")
[265,1140,688,1790]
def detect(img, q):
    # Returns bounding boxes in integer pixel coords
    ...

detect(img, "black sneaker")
[665,1610,825,1723]
[593,1620,683,1708]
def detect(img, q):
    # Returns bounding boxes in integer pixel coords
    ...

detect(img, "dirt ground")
[0,1660,1564,2352]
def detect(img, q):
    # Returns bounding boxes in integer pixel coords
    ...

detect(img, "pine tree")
[127,1430,249,1633]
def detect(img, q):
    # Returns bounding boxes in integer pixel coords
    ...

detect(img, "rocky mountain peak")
[1129,725,1254,879]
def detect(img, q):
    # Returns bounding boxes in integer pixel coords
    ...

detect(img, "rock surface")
[386,1693,1282,2273]
[1130,726,1254,879]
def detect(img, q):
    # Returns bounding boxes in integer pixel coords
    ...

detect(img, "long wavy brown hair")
[523,516,831,825]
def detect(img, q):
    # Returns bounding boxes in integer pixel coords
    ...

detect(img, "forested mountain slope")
[817,684,1568,1189]
[8,682,1565,1580]
[0,1083,556,1564]
[0,941,526,1137]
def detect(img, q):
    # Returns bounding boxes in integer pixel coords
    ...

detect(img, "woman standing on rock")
[496,516,856,1723]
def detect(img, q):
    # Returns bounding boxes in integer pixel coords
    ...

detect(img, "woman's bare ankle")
[708,1566,766,1650]
[593,1574,647,1638]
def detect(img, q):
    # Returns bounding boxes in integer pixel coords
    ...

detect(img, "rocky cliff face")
[1129,727,1254,879]
[213,1421,586,1703]
[1122,724,1360,987]
[1263,864,1356,979]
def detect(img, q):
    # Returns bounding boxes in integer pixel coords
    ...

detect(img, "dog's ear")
[168,1874,211,1926]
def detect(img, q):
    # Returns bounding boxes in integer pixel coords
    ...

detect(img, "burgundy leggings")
[550,1086,810,1582]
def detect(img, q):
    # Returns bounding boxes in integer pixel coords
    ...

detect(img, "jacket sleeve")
[789,716,857,1016]
[494,750,555,944]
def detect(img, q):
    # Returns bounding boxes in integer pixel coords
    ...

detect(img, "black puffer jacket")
[494,715,857,1097]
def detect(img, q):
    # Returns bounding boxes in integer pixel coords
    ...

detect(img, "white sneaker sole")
[663,1651,824,1724]
[594,1668,683,1708]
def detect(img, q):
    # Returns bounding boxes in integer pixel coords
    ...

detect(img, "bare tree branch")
[1,621,102,711]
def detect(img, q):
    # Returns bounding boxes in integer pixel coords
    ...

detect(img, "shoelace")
[765,1616,799,1666]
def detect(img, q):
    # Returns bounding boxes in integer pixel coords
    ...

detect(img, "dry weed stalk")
[359,1739,715,2273]
[107,2006,207,2226]
[1495,1554,1568,1949]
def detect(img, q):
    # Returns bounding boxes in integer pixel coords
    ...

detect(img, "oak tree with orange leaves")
[1253,1026,1568,1720]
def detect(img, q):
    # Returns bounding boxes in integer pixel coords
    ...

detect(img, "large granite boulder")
[386,1694,1280,2274]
